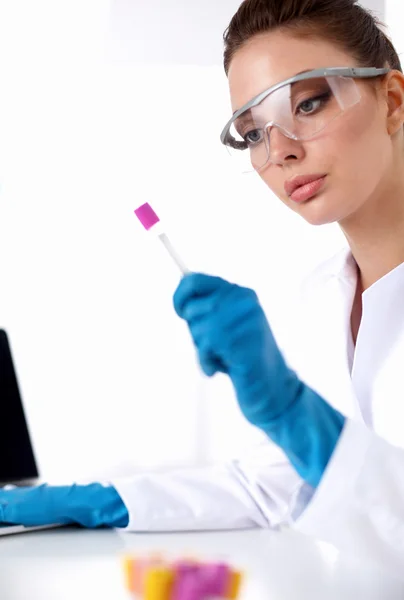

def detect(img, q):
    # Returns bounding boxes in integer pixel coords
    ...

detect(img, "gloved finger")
[0,486,55,526]
[180,283,252,326]
[188,317,213,347]
[199,353,217,377]
[0,486,33,499]
[173,273,232,318]
[184,318,226,375]
[185,285,259,336]
[214,286,259,323]
[198,348,227,377]
[187,293,261,348]
[181,294,220,324]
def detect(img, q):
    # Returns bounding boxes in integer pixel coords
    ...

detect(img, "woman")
[2,0,404,568]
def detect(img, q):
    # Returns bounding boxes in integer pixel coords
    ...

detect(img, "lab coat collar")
[287,245,404,426]
[300,246,357,303]
[327,247,357,285]
[326,245,404,296]
[322,246,404,430]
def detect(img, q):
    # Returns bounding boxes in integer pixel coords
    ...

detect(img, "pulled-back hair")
[223,0,401,75]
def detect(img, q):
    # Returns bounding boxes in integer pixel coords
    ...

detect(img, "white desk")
[0,527,403,599]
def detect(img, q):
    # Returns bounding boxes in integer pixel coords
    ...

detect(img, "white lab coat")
[112,248,404,572]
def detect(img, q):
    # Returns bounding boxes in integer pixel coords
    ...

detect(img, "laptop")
[0,329,61,535]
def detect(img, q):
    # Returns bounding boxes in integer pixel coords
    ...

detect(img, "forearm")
[261,384,346,488]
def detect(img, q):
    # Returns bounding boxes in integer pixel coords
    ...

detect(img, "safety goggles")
[220,67,389,173]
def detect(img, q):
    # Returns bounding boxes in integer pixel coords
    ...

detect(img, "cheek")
[256,102,389,212]
[256,108,374,198]
[258,169,285,201]
[330,105,390,193]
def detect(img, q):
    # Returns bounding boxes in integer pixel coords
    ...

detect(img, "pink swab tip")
[134,202,160,231]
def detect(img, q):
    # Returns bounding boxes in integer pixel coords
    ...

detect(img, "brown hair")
[223,0,402,75]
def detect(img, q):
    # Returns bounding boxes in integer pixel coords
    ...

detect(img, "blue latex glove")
[0,483,129,528]
[174,273,346,488]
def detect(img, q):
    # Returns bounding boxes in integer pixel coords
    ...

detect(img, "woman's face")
[227,30,396,226]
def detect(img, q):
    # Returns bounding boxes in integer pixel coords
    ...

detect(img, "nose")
[267,125,304,166]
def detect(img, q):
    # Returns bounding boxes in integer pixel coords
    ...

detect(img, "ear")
[383,70,404,135]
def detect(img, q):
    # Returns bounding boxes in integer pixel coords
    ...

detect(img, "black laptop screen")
[0,330,39,482]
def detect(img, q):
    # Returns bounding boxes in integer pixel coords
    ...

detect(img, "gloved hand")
[0,483,129,528]
[174,273,346,488]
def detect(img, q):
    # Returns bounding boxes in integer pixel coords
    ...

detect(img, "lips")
[285,173,325,201]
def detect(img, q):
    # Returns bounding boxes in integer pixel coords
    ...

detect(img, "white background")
[0,0,392,482]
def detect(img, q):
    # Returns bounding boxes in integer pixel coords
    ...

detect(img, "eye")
[244,129,264,145]
[296,92,331,116]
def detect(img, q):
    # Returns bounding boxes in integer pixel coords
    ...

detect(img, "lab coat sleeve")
[293,418,404,572]
[110,442,304,532]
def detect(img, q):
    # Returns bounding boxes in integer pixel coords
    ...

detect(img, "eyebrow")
[233,109,254,129]
[232,68,314,116]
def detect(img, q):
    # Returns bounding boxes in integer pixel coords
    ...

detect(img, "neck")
[339,168,404,291]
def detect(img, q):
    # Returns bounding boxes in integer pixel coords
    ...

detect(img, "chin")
[293,193,348,226]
